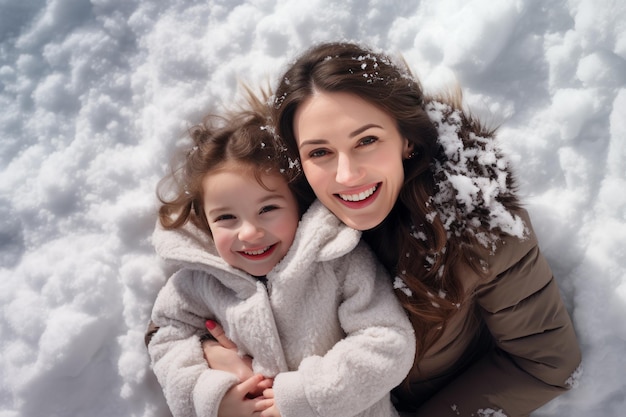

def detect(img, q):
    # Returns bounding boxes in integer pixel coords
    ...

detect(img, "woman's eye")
[309,149,329,158]
[260,205,279,214]
[358,135,378,146]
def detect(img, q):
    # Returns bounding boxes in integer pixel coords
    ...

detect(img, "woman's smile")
[294,91,412,230]
[335,183,380,207]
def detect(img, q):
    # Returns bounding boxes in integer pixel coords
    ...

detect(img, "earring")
[407,151,416,159]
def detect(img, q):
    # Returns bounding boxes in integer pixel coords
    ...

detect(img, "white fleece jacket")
[148,200,415,417]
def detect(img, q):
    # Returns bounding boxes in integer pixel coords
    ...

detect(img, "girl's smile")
[203,167,299,276]
[238,244,277,259]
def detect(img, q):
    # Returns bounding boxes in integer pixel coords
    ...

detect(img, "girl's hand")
[259,389,281,417]
[218,374,271,417]
[203,320,273,397]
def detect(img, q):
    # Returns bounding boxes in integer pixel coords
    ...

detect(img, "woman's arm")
[413,211,582,417]
[148,316,259,386]
[202,320,273,397]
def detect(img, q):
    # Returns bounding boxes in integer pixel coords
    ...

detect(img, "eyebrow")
[258,193,287,204]
[299,123,383,148]
[206,193,287,216]
[350,123,382,137]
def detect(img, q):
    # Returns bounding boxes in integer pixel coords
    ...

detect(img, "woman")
[199,41,582,416]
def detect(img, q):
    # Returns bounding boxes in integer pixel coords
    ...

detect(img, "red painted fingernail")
[205,320,216,330]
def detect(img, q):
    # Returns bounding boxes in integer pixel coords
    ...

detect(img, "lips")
[335,183,380,207]
[244,247,271,256]
[238,244,277,260]
[338,184,378,202]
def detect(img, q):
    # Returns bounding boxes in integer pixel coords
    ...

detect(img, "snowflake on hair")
[426,101,527,250]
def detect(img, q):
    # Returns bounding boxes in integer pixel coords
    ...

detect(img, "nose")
[238,220,264,242]
[335,153,363,185]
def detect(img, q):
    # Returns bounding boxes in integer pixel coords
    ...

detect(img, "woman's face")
[293,91,412,230]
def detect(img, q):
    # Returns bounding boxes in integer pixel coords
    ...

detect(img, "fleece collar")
[152,199,361,287]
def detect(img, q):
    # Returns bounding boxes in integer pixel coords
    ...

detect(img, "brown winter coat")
[393,209,582,417]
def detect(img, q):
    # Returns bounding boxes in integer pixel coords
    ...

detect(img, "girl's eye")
[260,205,279,214]
[358,135,378,146]
[214,214,235,222]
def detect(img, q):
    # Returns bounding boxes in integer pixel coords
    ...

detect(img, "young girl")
[147,97,416,417]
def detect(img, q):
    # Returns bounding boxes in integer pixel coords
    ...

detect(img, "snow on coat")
[391,100,582,416]
[148,199,416,417]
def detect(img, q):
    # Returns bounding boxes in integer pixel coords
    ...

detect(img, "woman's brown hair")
[272,41,521,365]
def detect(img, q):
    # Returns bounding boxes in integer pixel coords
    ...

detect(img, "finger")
[257,378,274,390]
[248,377,273,398]
[206,320,237,349]
[262,388,275,399]
[260,405,280,417]
[237,374,264,396]
[254,398,274,411]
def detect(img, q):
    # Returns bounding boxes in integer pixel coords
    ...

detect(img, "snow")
[426,100,527,244]
[0,0,624,416]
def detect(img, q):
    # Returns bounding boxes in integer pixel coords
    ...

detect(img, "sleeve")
[148,269,239,417]
[413,210,582,417]
[273,243,416,417]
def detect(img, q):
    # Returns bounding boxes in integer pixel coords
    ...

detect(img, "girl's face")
[203,168,299,277]
[293,91,412,230]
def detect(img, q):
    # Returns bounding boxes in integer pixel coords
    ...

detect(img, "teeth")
[339,185,377,202]
[244,246,270,256]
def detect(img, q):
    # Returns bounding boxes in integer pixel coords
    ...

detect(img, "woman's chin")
[335,212,384,231]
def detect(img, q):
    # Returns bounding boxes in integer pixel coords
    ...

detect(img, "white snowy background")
[0,0,624,416]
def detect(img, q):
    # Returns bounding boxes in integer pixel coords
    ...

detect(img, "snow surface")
[1,0,625,416]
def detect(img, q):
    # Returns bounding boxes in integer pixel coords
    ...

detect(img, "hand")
[203,319,254,382]
[203,320,273,397]
[259,389,281,417]
[219,374,273,417]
